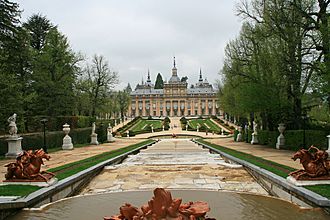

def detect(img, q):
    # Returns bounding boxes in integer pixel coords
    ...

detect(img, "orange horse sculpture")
[4,149,54,182]
[289,146,330,180]
[105,188,215,220]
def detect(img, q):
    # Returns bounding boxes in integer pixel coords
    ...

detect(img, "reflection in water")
[8,190,328,220]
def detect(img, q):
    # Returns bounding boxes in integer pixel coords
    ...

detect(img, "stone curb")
[193,139,330,208]
[0,140,157,210]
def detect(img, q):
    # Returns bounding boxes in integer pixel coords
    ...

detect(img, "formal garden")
[0,0,330,219]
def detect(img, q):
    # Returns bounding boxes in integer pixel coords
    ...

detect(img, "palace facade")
[128,58,219,117]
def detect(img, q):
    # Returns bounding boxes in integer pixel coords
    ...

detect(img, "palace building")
[128,58,219,117]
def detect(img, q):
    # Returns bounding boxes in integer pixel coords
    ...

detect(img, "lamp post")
[302,113,308,148]
[40,118,48,153]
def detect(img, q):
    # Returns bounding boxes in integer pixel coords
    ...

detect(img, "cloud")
[15,0,242,90]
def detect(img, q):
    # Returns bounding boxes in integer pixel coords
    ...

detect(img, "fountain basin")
[8,190,328,220]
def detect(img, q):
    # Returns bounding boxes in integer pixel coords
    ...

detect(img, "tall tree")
[116,90,130,119]
[230,0,319,129]
[32,28,81,116]
[23,13,53,51]
[154,73,164,89]
[78,55,119,117]
[0,0,24,132]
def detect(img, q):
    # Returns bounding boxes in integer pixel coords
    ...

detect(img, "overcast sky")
[15,0,243,90]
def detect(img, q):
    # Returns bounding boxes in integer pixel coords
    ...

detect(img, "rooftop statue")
[289,146,330,180]
[105,188,215,220]
[4,149,55,182]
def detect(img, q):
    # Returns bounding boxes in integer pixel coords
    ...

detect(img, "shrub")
[180,117,187,124]
[164,117,171,124]
[233,129,239,141]
[96,123,107,143]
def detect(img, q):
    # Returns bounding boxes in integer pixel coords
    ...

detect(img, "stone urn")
[236,126,243,142]
[62,123,73,150]
[276,123,286,149]
[126,130,130,138]
[186,124,188,131]
[197,125,199,132]
[162,125,165,131]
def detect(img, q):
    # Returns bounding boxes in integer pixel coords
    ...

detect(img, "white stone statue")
[90,122,99,145]
[251,121,259,144]
[92,122,96,134]
[253,121,258,135]
[8,113,17,136]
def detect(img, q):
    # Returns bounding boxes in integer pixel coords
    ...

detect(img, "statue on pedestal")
[8,113,18,137]
[6,113,22,158]
[251,121,259,144]
[90,122,99,145]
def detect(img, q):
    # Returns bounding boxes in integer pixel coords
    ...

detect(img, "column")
[142,99,146,116]
[184,100,188,116]
[170,100,174,116]
[205,99,208,115]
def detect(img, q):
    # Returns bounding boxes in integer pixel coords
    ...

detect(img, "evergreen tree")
[32,28,81,116]
[154,73,164,89]
[23,13,53,51]
[0,0,24,132]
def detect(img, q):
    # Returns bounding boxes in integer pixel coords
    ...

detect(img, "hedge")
[24,115,95,133]
[234,129,328,151]
[0,127,92,156]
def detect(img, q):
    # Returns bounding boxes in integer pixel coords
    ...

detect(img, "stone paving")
[81,139,268,195]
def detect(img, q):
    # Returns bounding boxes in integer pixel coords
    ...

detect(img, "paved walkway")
[81,139,267,195]
[207,138,301,169]
[0,138,143,178]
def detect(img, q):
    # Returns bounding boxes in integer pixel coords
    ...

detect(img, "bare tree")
[78,54,119,116]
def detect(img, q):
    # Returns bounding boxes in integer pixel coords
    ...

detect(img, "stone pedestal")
[107,132,115,142]
[90,133,99,145]
[6,136,23,158]
[276,135,285,149]
[62,135,73,150]
[326,135,330,155]
[251,133,258,144]
[276,123,286,149]
[62,123,73,150]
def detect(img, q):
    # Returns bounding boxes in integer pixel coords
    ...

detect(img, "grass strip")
[0,185,41,197]
[0,139,154,196]
[198,139,330,199]
[197,139,295,177]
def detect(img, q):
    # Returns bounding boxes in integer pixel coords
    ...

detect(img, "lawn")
[0,139,154,197]
[187,118,221,132]
[197,139,330,199]
[130,119,163,132]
